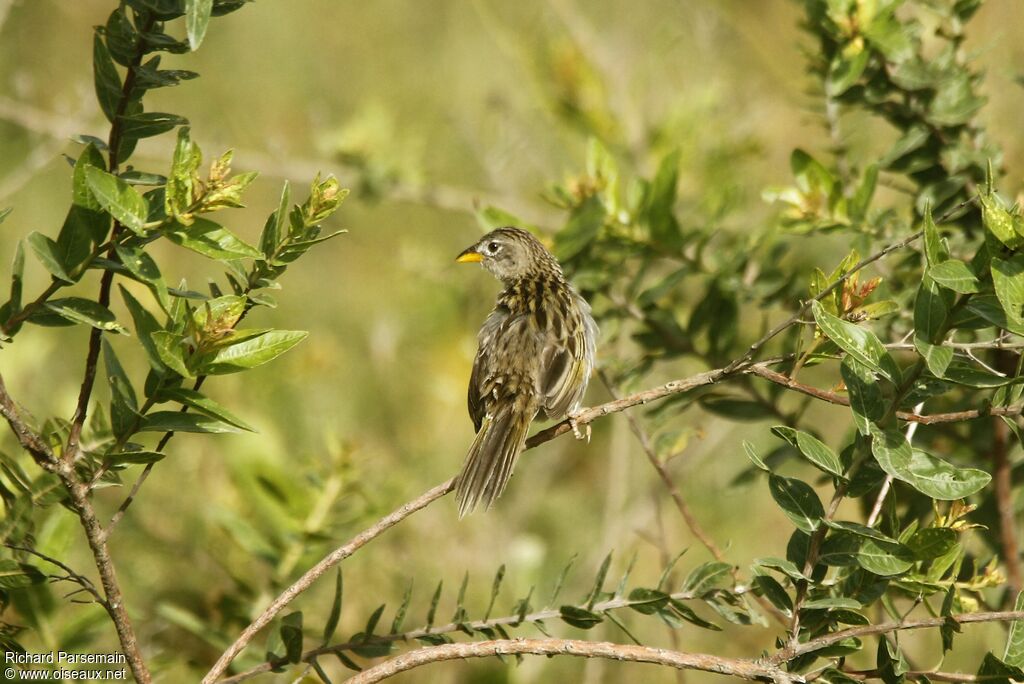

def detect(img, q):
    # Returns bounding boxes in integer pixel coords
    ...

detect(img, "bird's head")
[455,227,559,282]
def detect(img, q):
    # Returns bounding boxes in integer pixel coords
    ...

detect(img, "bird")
[454,226,598,517]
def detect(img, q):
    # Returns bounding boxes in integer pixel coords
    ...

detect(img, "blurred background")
[1,0,1023,681]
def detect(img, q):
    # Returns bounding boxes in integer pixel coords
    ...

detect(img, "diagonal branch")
[0,373,57,471]
[343,638,793,684]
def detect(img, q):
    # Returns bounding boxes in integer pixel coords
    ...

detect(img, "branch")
[4,543,106,607]
[747,365,1024,425]
[771,610,1024,663]
[220,588,730,683]
[343,639,793,684]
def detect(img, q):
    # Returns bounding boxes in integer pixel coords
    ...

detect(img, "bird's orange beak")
[455,248,483,263]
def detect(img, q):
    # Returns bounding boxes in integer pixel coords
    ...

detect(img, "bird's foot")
[568,412,591,442]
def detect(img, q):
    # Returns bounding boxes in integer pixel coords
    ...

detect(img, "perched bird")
[454,226,598,517]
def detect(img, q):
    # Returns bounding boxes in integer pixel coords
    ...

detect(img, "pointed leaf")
[812,301,900,383]
[769,474,824,533]
[139,411,240,434]
[85,166,149,234]
[771,426,843,477]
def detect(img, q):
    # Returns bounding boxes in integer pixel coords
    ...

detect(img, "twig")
[598,372,725,562]
[4,543,106,607]
[343,638,793,684]
[221,588,722,683]
[747,365,1024,425]
[771,610,1024,663]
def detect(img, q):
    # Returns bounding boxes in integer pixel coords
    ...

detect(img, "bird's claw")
[568,413,591,443]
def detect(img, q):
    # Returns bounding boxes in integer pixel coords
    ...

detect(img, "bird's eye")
[486,241,500,253]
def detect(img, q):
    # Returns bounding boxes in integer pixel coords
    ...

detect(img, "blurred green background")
[1,0,1023,681]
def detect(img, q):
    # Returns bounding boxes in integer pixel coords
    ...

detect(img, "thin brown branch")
[202,479,457,683]
[599,372,725,562]
[836,668,987,683]
[771,610,1024,663]
[343,638,793,684]
[5,543,107,607]
[220,588,720,683]
[747,365,1024,425]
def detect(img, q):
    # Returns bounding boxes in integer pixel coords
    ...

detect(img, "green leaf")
[151,330,191,377]
[0,559,46,589]
[978,653,1024,683]
[1004,592,1024,666]
[119,112,188,140]
[166,127,201,219]
[321,570,343,644]
[922,204,948,266]
[105,449,165,465]
[841,357,887,435]
[905,528,958,561]
[155,387,255,431]
[116,244,170,312]
[645,149,681,247]
[103,340,138,439]
[966,295,1024,336]
[770,426,843,477]
[915,340,953,378]
[681,561,733,597]
[768,474,824,533]
[928,260,981,294]
[553,195,604,261]
[857,538,914,576]
[93,32,122,122]
[744,440,769,471]
[1,239,26,327]
[85,166,149,234]
[869,424,991,500]
[261,182,290,260]
[991,256,1024,326]
[943,360,1020,388]
[752,556,809,581]
[26,232,73,282]
[752,574,793,615]
[186,0,214,50]
[625,587,670,615]
[43,297,126,333]
[166,218,262,260]
[191,329,307,375]
[280,611,303,664]
[139,411,241,434]
[983,194,1024,249]
[812,300,900,383]
[391,580,413,634]
[559,605,603,629]
[823,520,898,543]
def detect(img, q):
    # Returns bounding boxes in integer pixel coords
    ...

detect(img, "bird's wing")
[468,306,509,431]
[540,292,598,418]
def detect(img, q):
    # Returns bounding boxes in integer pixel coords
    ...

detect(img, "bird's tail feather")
[455,404,533,517]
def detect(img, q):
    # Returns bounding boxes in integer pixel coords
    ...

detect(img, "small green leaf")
[743,440,769,471]
[27,232,73,282]
[812,300,900,383]
[166,127,201,219]
[119,112,188,140]
[280,611,303,664]
[391,580,413,635]
[991,256,1024,326]
[922,204,948,266]
[1004,592,1024,666]
[857,538,914,576]
[155,387,255,431]
[928,260,981,294]
[983,194,1024,249]
[43,297,126,333]
[625,587,670,614]
[905,528,958,561]
[869,424,991,499]
[93,32,122,122]
[103,340,138,439]
[85,166,149,234]
[769,474,824,533]
[139,411,241,434]
[681,561,733,597]
[752,574,793,615]
[261,182,290,260]
[186,0,214,50]
[321,570,343,644]
[559,605,603,629]
[771,426,843,477]
[151,331,191,377]
[191,329,307,375]
[166,218,261,260]
[116,244,170,312]
[0,559,47,588]
[585,552,612,609]
[553,195,604,261]
[841,357,887,435]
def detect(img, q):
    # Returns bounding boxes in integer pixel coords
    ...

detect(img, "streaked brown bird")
[454,226,598,517]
